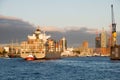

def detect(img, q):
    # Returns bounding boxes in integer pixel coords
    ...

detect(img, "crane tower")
[111,4,117,46]
[110,4,120,60]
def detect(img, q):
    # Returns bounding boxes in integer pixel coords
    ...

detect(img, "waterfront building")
[95,36,101,48]
[61,47,76,57]
[62,37,67,51]
[95,28,110,56]
[100,48,110,56]
[0,46,4,54]
[101,28,107,48]
[79,41,93,56]
[82,41,88,48]
[55,42,59,52]
[3,47,9,53]
[58,37,67,52]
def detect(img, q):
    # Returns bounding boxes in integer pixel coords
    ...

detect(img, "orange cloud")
[64,26,81,31]
[40,26,64,32]
[86,28,98,34]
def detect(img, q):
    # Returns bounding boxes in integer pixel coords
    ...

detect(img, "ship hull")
[20,53,45,59]
[44,52,61,59]
[20,52,61,60]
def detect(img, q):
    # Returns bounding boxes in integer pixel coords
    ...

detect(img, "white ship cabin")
[28,27,51,43]
[20,27,51,53]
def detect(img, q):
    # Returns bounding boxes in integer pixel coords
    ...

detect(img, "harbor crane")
[110,4,120,60]
[111,4,117,46]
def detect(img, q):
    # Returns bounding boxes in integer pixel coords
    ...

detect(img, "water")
[0,57,120,80]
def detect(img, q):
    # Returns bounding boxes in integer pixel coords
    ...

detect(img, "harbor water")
[0,57,120,80]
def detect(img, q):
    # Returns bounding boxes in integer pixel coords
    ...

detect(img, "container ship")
[20,27,67,60]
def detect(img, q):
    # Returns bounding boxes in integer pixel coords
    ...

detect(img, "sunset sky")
[0,0,120,47]
[0,0,120,31]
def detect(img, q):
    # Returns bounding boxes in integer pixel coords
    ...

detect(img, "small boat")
[25,54,35,61]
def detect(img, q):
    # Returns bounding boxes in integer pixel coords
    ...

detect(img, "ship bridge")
[27,27,51,43]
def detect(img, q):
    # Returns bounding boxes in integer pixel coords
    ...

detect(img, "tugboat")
[25,54,35,61]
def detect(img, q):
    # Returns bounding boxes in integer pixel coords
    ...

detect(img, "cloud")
[0,15,22,20]
[0,15,98,47]
[41,26,97,34]
[64,27,96,47]
[0,15,35,43]
[41,26,64,32]
[1,15,119,47]
[45,27,97,47]
[86,28,98,34]
[64,26,81,31]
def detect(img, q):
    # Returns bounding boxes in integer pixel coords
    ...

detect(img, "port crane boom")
[111,4,117,46]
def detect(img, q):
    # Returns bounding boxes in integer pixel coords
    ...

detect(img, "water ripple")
[0,57,120,80]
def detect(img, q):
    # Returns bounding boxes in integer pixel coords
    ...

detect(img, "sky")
[0,0,120,30]
[0,0,120,47]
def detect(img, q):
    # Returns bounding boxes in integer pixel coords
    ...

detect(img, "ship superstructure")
[20,27,66,59]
